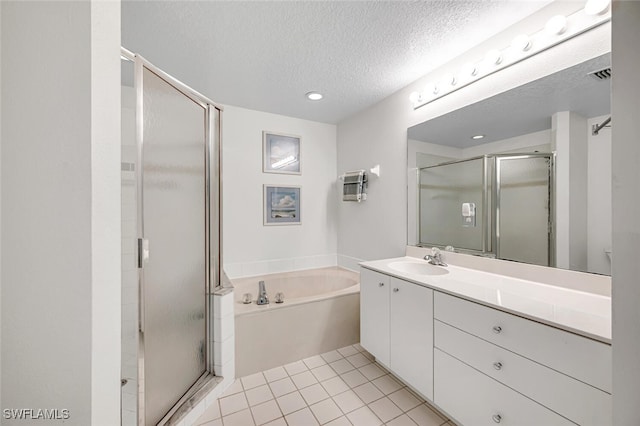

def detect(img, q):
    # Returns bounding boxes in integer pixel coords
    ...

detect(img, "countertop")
[360,256,611,344]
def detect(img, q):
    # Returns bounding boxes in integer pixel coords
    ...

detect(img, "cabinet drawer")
[434,292,611,393]
[434,349,574,426]
[435,320,611,425]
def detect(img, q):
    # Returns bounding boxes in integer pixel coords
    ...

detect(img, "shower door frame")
[417,155,493,256]
[494,153,556,268]
[417,153,556,266]
[122,47,223,426]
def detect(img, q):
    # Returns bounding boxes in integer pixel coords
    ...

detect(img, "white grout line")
[200,344,448,426]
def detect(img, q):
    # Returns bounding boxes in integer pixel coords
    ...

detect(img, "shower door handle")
[138,238,150,268]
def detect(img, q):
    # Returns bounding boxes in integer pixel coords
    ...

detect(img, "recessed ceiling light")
[306,92,323,101]
[471,135,485,140]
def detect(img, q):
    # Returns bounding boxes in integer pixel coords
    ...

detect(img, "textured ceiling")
[122,0,553,124]
[408,54,611,148]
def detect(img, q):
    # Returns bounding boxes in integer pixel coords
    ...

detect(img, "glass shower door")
[496,155,552,267]
[137,62,208,425]
[419,157,486,252]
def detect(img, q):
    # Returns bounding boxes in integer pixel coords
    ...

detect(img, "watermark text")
[3,408,70,420]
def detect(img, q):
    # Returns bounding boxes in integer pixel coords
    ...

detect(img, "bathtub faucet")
[257,280,269,305]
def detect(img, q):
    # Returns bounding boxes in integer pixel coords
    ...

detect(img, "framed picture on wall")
[264,185,301,225]
[263,131,301,174]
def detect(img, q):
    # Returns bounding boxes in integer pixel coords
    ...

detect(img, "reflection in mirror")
[407,53,611,275]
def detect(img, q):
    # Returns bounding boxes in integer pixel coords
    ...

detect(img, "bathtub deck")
[193,343,453,426]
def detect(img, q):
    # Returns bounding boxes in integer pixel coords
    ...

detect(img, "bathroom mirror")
[408,53,612,275]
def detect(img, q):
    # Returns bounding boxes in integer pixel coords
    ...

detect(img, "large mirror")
[408,53,611,275]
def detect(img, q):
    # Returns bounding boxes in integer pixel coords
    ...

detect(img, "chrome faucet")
[256,280,269,305]
[424,247,448,267]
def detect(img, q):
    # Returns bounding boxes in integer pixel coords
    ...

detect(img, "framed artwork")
[263,131,301,175]
[264,185,301,225]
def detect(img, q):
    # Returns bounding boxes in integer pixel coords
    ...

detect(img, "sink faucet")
[424,247,448,267]
[256,280,269,305]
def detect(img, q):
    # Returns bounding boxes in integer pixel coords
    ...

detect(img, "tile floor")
[193,344,453,426]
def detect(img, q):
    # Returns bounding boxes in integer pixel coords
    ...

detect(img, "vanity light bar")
[410,1,611,110]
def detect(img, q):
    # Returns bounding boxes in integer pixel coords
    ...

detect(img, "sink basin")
[388,261,449,276]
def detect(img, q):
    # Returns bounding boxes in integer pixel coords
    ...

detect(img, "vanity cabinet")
[360,268,433,400]
[360,268,390,365]
[434,292,612,426]
[359,265,612,426]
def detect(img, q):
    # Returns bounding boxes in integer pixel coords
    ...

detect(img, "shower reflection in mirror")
[408,53,612,276]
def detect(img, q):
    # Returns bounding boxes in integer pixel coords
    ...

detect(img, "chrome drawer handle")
[492,414,502,423]
[378,282,384,287]
[493,362,503,371]
[492,326,502,334]
[393,288,399,292]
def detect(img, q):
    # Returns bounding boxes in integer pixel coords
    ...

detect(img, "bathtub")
[232,267,360,377]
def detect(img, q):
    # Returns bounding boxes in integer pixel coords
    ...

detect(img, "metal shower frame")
[121,46,224,426]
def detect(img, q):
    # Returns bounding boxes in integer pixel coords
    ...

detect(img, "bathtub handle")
[393,288,399,293]
[378,282,385,287]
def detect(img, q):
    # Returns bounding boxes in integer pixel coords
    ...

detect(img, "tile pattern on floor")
[194,343,452,426]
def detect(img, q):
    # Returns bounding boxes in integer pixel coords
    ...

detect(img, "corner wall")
[1,2,121,424]
[336,7,610,269]
[222,105,338,278]
[612,1,640,423]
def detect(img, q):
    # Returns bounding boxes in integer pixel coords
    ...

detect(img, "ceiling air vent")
[588,67,612,81]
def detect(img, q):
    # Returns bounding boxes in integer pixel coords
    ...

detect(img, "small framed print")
[263,131,301,175]
[264,185,301,225]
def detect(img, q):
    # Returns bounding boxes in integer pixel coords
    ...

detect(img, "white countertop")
[360,256,611,344]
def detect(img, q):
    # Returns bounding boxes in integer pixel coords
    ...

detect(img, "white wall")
[222,105,338,278]
[612,1,640,424]
[337,3,610,269]
[553,111,589,271]
[1,2,121,425]
[587,114,612,275]
[0,0,3,412]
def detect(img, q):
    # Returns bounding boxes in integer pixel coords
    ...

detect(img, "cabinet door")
[390,277,433,401]
[360,268,390,366]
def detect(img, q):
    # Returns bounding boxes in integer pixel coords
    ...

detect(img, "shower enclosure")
[419,154,554,267]
[121,49,222,426]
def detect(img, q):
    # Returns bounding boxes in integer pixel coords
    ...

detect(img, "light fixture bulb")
[443,73,457,86]
[584,0,610,15]
[471,135,485,140]
[461,62,478,77]
[424,82,439,96]
[511,34,532,52]
[305,91,323,101]
[485,49,503,66]
[545,15,568,35]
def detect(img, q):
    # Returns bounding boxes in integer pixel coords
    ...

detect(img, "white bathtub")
[232,267,360,377]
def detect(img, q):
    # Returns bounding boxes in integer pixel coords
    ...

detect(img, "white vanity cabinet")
[360,267,434,400]
[359,262,612,426]
[360,268,390,365]
[434,292,612,426]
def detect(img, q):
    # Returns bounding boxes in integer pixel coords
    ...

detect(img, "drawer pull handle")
[393,288,399,293]
[378,282,385,287]
[492,414,502,423]
[492,326,502,334]
[493,362,503,371]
